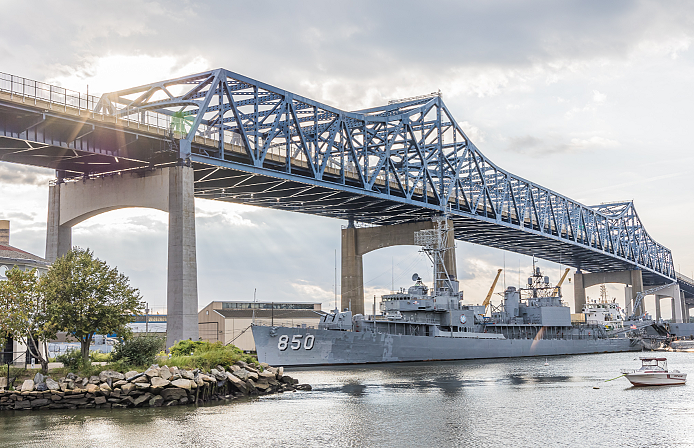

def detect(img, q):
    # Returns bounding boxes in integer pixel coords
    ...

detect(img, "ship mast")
[414,216,455,293]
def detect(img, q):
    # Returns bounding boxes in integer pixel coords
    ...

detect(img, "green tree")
[41,248,144,363]
[0,268,56,372]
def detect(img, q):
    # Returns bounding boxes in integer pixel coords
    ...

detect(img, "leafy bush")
[110,334,165,367]
[169,339,208,357]
[56,349,85,371]
[167,340,258,370]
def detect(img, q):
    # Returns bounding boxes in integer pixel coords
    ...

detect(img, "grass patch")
[163,341,259,371]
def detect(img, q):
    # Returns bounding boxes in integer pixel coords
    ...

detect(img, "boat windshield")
[640,358,667,371]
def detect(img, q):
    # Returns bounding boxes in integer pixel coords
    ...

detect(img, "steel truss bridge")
[0,69,690,297]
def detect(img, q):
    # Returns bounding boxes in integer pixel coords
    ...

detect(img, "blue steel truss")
[94,69,675,281]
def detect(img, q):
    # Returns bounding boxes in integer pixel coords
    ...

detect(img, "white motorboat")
[621,357,687,386]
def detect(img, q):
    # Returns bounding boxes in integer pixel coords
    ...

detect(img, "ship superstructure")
[252,217,641,366]
[582,285,625,331]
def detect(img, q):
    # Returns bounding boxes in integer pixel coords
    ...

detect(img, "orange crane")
[482,269,503,314]
[552,268,571,296]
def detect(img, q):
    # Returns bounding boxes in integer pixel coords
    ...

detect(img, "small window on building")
[206,310,209,315]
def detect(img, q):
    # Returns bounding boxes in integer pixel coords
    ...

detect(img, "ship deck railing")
[252,319,316,329]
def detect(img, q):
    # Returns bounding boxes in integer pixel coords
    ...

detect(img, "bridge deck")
[0,70,684,296]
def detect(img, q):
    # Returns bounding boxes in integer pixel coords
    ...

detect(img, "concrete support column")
[625,286,633,316]
[573,271,586,314]
[655,295,662,321]
[46,183,73,262]
[166,165,199,348]
[341,219,456,317]
[630,270,644,317]
[341,226,363,314]
[44,166,199,348]
[671,285,683,323]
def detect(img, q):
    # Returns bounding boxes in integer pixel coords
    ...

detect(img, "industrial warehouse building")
[198,301,325,351]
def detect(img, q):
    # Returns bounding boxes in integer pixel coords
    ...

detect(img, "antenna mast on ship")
[414,216,455,293]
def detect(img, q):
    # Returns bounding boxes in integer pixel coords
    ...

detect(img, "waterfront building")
[198,301,325,351]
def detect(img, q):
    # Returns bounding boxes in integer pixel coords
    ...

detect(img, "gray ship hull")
[252,325,640,366]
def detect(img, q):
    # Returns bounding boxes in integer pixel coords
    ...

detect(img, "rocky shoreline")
[0,361,310,411]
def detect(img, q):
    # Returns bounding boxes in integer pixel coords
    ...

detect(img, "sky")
[1,0,693,317]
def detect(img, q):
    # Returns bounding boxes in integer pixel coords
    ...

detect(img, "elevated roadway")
[0,70,687,300]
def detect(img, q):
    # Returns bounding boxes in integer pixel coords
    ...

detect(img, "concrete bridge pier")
[341,219,456,316]
[655,295,662,321]
[45,165,199,348]
[573,269,643,315]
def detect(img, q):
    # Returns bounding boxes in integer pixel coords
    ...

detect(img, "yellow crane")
[482,269,503,314]
[552,268,571,296]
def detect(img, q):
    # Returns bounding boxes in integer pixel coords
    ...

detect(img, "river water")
[2,351,694,447]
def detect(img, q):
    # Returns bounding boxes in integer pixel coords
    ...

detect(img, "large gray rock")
[131,375,150,384]
[171,379,192,390]
[14,400,31,410]
[150,377,170,388]
[226,372,248,394]
[125,371,141,381]
[160,388,187,401]
[113,380,128,388]
[89,376,101,384]
[30,398,49,408]
[210,369,226,381]
[45,378,60,391]
[199,374,214,383]
[0,376,7,389]
[181,370,194,380]
[159,368,172,381]
[149,395,164,407]
[99,370,125,382]
[21,380,34,392]
[121,383,135,395]
[259,371,276,380]
[133,393,152,407]
[144,366,160,378]
[34,372,46,386]
[233,369,249,381]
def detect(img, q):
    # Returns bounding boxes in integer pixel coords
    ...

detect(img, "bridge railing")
[677,272,694,285]
[0,72,176,133]
[0,72,99,111]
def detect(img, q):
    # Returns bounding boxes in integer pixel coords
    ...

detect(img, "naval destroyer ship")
[252,217,642,366]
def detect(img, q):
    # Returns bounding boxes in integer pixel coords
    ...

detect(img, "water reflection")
[2,352,694,447]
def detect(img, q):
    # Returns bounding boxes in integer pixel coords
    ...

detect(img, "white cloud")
[46,54,210,96]
[569,136,619,148]
[195,200,257,228]
[592,90,607,103]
